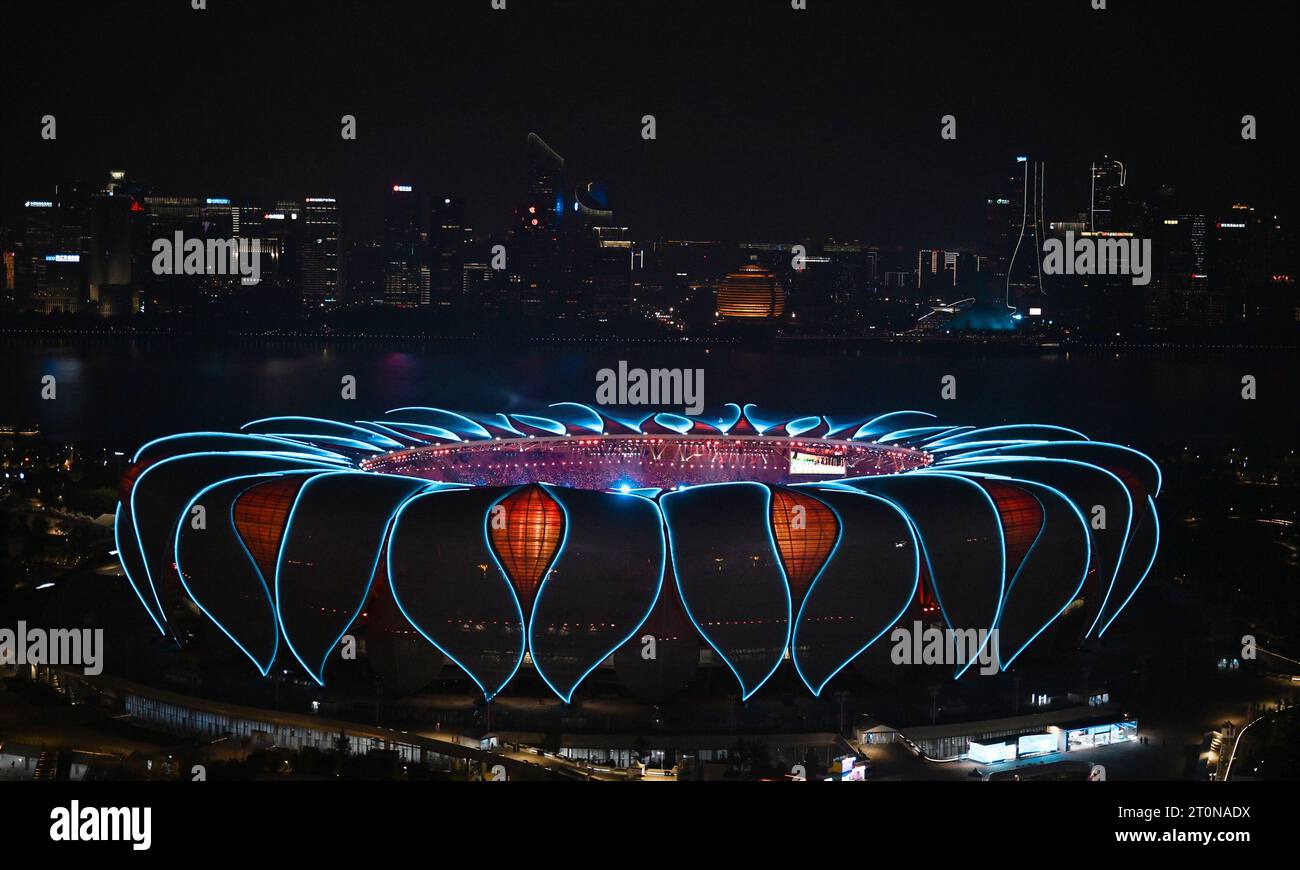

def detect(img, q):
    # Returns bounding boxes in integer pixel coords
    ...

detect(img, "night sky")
[3,0,1295,247]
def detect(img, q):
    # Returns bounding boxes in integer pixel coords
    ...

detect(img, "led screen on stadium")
[789,451,847,475]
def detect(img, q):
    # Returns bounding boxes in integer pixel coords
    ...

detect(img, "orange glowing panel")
[979,481,1044,580]
[489,484,564,610]
[769,488,838,601]
[234,476,310,580]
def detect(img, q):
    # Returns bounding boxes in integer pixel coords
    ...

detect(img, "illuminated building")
[715,264,786,319]
[1089,156,1128,233]
[383,183,429,306]
[431,196,467,308]
[916,249,982,298]
[984,156,1047,320]
[1005,156,1047,316]
[515,134,568,311]
[116,403,1160,704]
[302,197,340,308]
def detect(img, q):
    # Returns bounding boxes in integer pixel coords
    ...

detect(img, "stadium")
[114,403,1160,710]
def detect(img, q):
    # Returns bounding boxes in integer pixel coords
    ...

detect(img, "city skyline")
[3,0,1294,246]
[3,139,1291,338]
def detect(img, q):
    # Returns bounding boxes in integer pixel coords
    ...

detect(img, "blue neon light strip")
[241,416,404,449]
[511,414,567,436]
[1098,495,1159,637]
[131,432,349,464]
[384,407,493,439]
[853,411,937,440]
[547,402,605,433]
[926,424,1089,449]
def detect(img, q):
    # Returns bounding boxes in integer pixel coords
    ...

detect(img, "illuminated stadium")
[114,403,1161,705]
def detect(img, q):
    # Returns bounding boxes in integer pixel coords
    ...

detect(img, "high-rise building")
[999,156,1047,318]
[570,181,632,320]
[15,198,57,310]
[1146,210,1218,329]
[15,184,94,314]
[255,202,304,304]
[302,197,340,308]
[87,173,146,315]
[916,249,982,297]
[431,196,466,308]
[526,132,565,225]
[514,134,568,313]
[1089,156,1128,233]
[383,184,429,307]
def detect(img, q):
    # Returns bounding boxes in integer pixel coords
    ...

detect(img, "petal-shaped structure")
[832,473,1004,677]
[127,452,341,635]
[527,486,665,702]
[275,471,431,685]
[944,473,1092,670]
[387,487,526,700]
[384,407,493,440]
[174,471,318,673]
[789,487,919,695]
[928,457,1131,639]
[661,483,789,700]
[233,474,311,581]
[938,440,1160,634]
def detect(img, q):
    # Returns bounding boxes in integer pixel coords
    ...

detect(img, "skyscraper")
[515,134,568,312]
[15,198,57,311]
[1090,156,1128,233]
[526,132,565,225]
[87,172,146,315]
[1002,156,1047,317]
[383,184,429,307]
[302,197,340,308]
[431,196,466,308]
